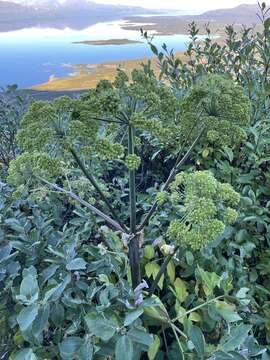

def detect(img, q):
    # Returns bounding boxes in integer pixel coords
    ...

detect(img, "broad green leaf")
[185,251,194,266]
[220,324,252,352]
[41,265,60,285]
[14,348,37,360]
[144,245,155,260]
[124,308,144,326]
[128,328,154,346]
[17,304,39,332]
[5,218,24,233]
[85,313,117,341]
[43,274,71,303]
[189,312,201,322]
[197,266,221,296]
[77,340,94,360]
[51,303,65,325]
[175,302,187,324]
[174,278,188,303]
[115,335,133,360]
[145,262,164,289]
[145,262,159,278]
[18,269,39,305]
[59,337,83,360]
[236,287,249,299]
[188,324,205,359]
[215,301,242,322]
[66,258,87,271]
[31,304,50,337]
[147,335,160,360]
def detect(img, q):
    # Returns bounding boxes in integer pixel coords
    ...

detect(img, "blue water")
[0,19,195,88]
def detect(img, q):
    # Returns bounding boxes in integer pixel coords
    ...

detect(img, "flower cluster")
[95,138,124,160]
[156,191,168,206]
[167,171,240,250]
[7,152,63,187]
[180,75,251,147]
[125,154,141,171]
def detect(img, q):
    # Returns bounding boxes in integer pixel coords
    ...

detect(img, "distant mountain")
[0,0,156,31]
[184,4,264,23]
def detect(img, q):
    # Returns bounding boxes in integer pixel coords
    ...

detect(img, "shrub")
[1,4,270,359]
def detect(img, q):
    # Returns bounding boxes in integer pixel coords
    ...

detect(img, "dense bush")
[0,85,29,174]
[1,3,270,360]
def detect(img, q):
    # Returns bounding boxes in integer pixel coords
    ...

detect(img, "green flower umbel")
[167,171,240,250]
[180,75,251,148]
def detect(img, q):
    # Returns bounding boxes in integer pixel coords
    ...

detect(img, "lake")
[0,17,197,89]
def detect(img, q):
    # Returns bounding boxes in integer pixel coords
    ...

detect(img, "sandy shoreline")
[31,54,186,91]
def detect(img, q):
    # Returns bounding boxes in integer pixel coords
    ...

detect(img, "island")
[72,38,143,46]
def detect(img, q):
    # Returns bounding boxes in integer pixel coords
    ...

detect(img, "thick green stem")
[128,125,141,289]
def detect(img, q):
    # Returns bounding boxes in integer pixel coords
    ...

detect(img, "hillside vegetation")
[0,3,270,360]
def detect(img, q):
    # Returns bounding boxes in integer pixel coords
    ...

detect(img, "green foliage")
[2,4,270,359]
[0,85,28,172]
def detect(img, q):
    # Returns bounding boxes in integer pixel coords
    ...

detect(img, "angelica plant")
[8,72,249,291]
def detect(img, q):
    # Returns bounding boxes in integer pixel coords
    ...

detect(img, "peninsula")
[73,38,143,46]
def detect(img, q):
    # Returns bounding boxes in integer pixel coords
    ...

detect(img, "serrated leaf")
[197,266,221,296]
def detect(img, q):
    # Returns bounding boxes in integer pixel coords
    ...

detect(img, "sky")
[5,0,258,12]
[92,0,258,11]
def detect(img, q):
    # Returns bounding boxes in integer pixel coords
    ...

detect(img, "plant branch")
[137,129,204,232]
[91,116,123,124]
[69,147,129,233]
[172,295,224,323]
[38,177,127,234]
[148,246,180,296]
[128,124,141,289]
[170,324,186,359]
